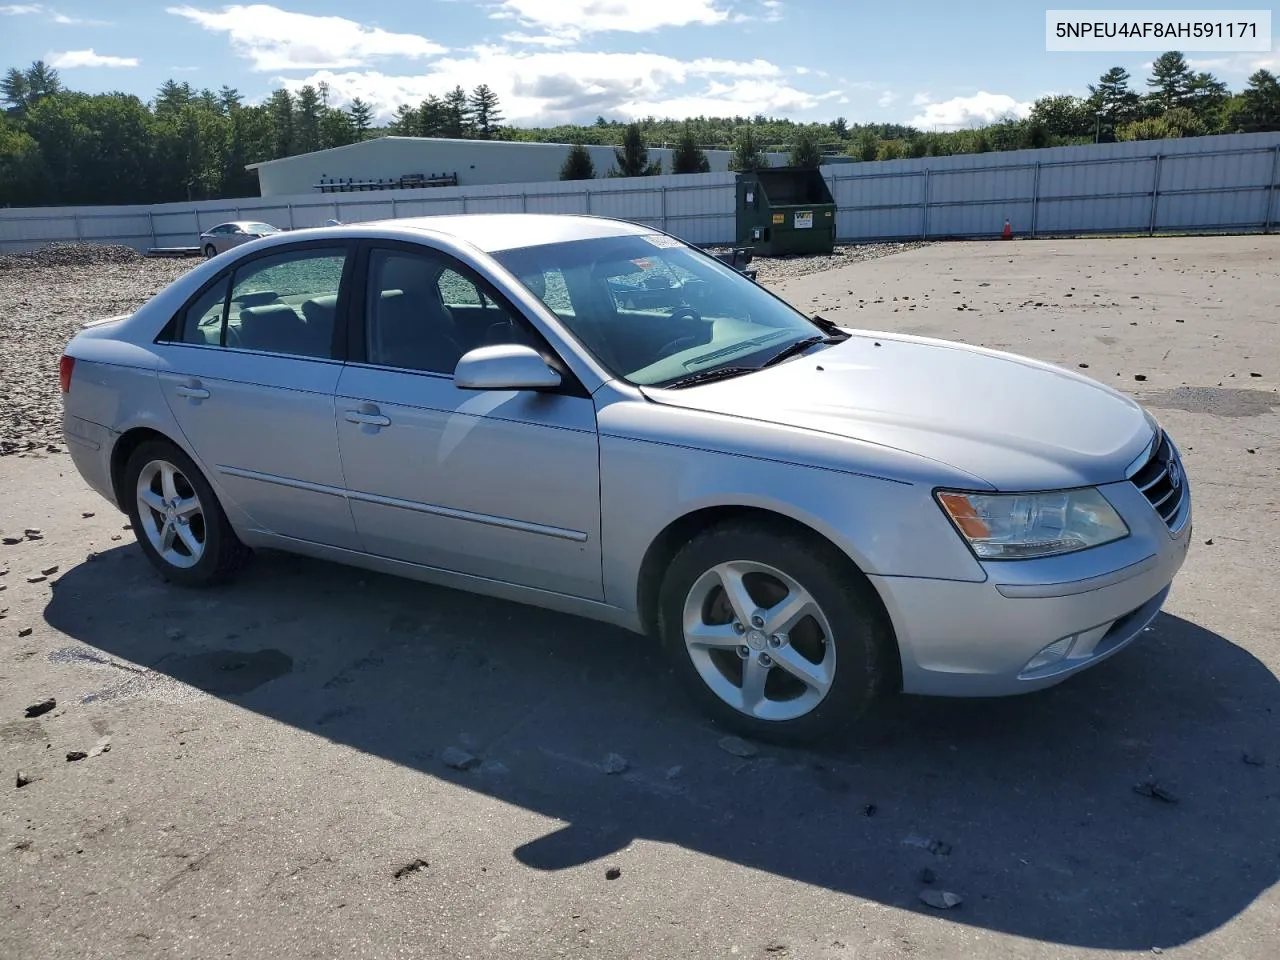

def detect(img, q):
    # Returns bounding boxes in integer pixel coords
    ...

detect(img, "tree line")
[2,52,1278,207]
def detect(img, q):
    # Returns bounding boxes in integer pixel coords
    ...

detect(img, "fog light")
[1024,635,1075,673]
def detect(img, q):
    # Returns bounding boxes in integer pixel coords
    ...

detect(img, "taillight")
[59,354,75,394]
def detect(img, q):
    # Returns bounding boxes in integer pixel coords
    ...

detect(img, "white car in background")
[199,221,282,258]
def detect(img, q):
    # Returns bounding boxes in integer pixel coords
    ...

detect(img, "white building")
[247,136,790,198]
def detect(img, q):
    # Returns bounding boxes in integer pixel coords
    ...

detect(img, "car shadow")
[43,543,1280,950]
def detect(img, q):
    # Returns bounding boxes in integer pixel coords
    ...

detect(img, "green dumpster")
[735,167,837,256]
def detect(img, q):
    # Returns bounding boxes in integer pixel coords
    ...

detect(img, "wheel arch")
[109,426,187,511]
[634,503,903,691]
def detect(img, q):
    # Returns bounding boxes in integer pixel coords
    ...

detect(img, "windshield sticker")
[631,257,655,270]
[642,233,682,248]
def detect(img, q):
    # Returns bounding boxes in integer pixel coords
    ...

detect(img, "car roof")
[356,213,658,253]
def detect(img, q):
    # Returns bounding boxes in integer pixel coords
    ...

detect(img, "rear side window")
[178,276,230,345]
[167,246,348,358]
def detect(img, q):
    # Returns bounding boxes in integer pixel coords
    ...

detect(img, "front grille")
[1131,432,1187,528]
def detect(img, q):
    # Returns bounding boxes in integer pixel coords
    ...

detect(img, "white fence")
[2,132,1279,254]
[0,172,739,254]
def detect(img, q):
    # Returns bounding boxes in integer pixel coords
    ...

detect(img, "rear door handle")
[174,384,210,400]
[344,409,391,427]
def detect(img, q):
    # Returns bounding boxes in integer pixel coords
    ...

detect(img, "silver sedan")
[60,214,1192,743]
[198,220,282,258]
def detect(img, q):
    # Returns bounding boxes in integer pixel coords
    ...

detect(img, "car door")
[154,240,362,551]
[334,240,603,600]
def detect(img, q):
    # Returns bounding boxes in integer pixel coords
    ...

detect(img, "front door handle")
[174,384,210,400]
[344,409,391,427]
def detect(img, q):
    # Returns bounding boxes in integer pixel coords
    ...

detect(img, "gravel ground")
[708,241,931,283]
[1,235,1278,960]
[0,241,925,457]
[0,252,193,456]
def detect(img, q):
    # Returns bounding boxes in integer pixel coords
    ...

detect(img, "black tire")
[203,244,216,259]
[657,518,895,746]
[122,439,250,587]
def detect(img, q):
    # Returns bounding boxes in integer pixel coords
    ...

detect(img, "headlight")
[936,488,1129,560]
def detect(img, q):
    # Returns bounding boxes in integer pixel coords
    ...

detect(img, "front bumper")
[870,475,1192,697]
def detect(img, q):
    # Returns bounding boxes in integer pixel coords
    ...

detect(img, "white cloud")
[877,90,896,108]
[911,92,932,106]
[908,91,1032,131]
[493,0,728,37]
[500,31,576,47]
[167,4,447,71]
[732,0,784,23]
[0,3,42,12]
[285,48,836,125]
[51,12,111,24]
[47,48,139,67]
[1188,51,1280,73]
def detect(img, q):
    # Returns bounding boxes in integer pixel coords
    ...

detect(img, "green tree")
[851,130,878,161]
[670,121,710,173]
[788,127,822,168]
[1146,51,1195,112]
[468,84,502,138]
[265,88,294,157]
[729,124,768,171]
[1,68,30,112]
[1227,69,1280,132]
[442,85,471,137]
[418,95,445,137]
[319,106,356,148]
[611,122,661,176]
[1029,94,1094,139]
[347,98,374,140]
[1087,66,1141,140]
[25,92,155,204]
[218,85,243,113]
[389,102,419,136]
[1184,71,1229,127]
[154,79,194,119]
[559,142,596,180]
[293,85,322,153]
[0,112,51,204]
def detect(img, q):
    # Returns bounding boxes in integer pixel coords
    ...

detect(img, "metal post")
[1148,154,1163,235]
[1030,161,1041,238]
[521,192,527,213]
[1265,145,1280,234]
[921,169,930,239]
[661,186,668,232]
[147,211,157,248]
[287,204,294,229]
[391,197,397,219]
[585,188,592,214]
[461,195,468,214]
[73,214,81,240]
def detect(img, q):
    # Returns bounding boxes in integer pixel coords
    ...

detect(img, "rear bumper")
[870,483,1192,697]
[63,412,119,508]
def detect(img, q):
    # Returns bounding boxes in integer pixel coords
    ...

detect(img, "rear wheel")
[658,519,894,745]
[123,439,249,587]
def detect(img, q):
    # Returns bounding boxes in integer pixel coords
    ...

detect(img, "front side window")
[491,234,830,387]
[172,246,347,357]
[365,248,534,374]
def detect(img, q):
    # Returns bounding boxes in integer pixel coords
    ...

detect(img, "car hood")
[640,331,1154,491]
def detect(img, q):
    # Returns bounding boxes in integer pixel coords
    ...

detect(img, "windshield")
[244,223,280,234]
[490,234,829,387]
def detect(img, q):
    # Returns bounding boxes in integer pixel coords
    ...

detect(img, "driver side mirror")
[453,343,562,391]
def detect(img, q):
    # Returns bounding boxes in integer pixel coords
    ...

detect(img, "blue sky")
[2,1,1276,128]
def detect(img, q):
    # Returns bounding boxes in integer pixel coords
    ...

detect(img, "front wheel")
[123,439,250,587]
[657,519,895,745]
[203,244,216,259]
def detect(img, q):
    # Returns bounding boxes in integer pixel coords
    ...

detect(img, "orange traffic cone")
[1002,219,1013,240]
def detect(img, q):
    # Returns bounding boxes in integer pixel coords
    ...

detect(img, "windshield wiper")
[661,365,757,389]
[760,334,840,368]
[810,314,850,338]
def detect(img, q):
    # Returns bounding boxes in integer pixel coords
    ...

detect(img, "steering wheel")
[657,305,706,356]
